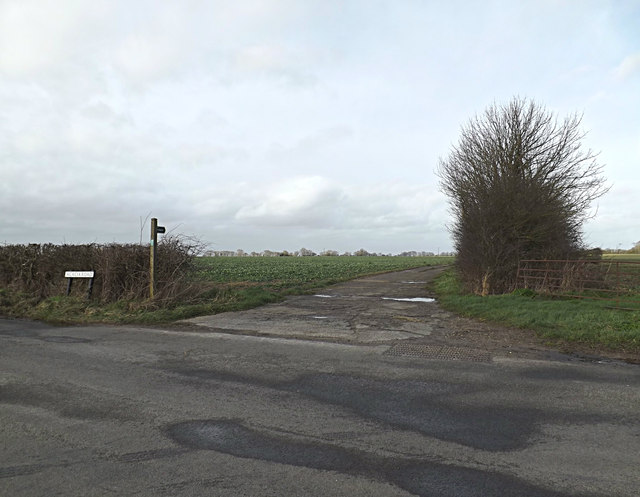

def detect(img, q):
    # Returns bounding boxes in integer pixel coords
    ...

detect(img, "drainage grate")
[384,343,492,362]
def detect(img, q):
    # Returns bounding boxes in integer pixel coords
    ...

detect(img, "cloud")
[231,43,319,86]
[267,126,355,165]
[583,180,640,249]
[112,3,195,87]
[235,176,344,227]
[0,0,109,77]
[185,175,450,253]
[232,176,444,233]
[614,52,640,80]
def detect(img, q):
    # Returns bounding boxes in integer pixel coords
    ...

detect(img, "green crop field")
[603,253,640,262]
[194,255,453,285]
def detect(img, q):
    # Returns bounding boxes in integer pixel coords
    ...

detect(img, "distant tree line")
[603,241,640,254]
[202,248,455,257]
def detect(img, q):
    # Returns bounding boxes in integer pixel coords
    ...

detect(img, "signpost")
[149,218,166,299]
[64,270,95,298]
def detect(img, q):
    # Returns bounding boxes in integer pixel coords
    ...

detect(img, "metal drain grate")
[384,343,492,362]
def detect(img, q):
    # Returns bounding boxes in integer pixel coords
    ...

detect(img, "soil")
[178,266,639,364]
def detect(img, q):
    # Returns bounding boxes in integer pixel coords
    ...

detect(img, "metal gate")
[516,259,640,310]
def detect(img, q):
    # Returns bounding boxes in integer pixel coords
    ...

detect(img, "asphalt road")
[1,314,639,497]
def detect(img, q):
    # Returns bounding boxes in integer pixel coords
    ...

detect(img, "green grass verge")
[0,286,285,325]
[1,256,453,325]
[433,268,640,353]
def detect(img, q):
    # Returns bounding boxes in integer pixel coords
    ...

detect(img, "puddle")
[401,281,427,284]
[313,294,333,298]
[382,297,435,303]
[312,316,329,320]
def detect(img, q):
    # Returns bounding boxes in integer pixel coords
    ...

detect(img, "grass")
[433,268,640,353]
[1,256,453,325]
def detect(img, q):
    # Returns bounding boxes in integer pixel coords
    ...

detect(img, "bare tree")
[438,97,608,294]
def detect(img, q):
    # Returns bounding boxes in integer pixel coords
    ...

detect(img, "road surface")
[1,267,639,496]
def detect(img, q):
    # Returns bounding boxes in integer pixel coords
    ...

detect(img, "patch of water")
[382,297,435,303]
[401,281,427,284]
[312,316,329,319]
[313,294,333,298]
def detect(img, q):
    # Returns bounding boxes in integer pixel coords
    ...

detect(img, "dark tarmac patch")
[41,335,91,343]
[287,374,538,452]
[0,321,46,339]
[165,419,570,497]
[109,448,189,463]
[167,419,369,473]
[0,328,40,339]
[0,463,55,479]
[169,369,539,451]
[0,319,91,343]
[0,383,137,422]
[392,462,569,497]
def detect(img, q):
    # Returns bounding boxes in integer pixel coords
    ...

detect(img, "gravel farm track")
[181,265,640,364]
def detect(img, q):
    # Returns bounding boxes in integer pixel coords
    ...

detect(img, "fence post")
[616,261,620,309]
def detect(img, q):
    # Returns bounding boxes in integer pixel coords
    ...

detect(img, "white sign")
[64,271,95,278]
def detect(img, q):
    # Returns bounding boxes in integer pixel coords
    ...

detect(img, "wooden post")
[615,261,620,309]
[150,217,158,299]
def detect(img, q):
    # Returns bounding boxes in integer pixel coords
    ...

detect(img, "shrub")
[0,236,201,303]
[438,97,608,294]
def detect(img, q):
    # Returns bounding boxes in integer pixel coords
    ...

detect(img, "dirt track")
[181,266,630,362]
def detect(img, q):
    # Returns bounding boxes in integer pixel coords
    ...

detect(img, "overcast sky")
[1,0,639,254]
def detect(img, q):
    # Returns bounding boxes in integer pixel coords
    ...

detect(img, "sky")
[1,0,639,254]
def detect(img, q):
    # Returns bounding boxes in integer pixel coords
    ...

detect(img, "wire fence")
[516,259,640,310]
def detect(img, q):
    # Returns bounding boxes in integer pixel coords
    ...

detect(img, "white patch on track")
[382,297,435,303]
